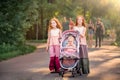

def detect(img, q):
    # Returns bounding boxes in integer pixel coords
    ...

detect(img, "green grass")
[0,44,36,61]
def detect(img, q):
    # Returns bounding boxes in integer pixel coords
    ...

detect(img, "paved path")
[0,40,120,80]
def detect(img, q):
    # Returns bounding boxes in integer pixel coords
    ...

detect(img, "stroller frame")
[59,30,81,77]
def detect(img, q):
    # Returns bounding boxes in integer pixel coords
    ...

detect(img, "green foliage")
[0,44,36,61]
[0,43,16,54]
[0,0,120,46]
[115,27,120,46]
[0,0,38,45]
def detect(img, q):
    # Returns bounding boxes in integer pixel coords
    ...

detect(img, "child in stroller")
[62,35,77,58]
[59,30,80,77]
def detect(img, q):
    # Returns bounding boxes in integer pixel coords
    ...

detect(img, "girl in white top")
[73,15,90,74]
[46,17,62,73]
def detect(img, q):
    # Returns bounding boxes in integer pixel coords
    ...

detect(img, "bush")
[115,27,120,46]
[0,44,36,61]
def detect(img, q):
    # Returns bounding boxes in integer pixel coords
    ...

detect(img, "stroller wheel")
[59,71,64,77]
[77,70,82,76]
[72,68,77,77]
[77,68,82,76]
[72,71,75,77]
[59,68,64,77]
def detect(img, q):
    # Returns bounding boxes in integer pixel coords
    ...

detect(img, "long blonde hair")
[48,17,62,32]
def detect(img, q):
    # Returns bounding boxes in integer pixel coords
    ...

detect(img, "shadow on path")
[0,39,120,80]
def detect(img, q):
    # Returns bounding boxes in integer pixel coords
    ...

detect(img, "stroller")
[59,30,81,77]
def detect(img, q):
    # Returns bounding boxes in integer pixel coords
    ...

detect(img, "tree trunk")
[40,7,44,39]
[36,21,39,40]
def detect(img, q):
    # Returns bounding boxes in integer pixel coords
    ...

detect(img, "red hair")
[48,17,62,32]
[75,15,86,27]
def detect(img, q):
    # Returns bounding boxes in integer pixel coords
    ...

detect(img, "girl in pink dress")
[46,18,62,73]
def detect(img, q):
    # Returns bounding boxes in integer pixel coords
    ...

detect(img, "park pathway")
[0,39,120,80]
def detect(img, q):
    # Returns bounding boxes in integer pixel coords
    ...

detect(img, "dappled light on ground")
[27,67,49,75]
[0,40,120,80]
[88,45,120,80]
[26,42,46,49]
[37,44,46,49]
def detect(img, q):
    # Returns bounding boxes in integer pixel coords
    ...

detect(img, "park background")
[0,0,120,61]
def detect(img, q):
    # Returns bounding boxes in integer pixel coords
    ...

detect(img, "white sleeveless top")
[49,28,60,45]
[73,26,87,45]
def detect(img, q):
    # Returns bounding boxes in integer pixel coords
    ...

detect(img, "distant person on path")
[46,17,62,73]
[69,18,75,30]
[95,18,105,48]
[73,15,90,74]
[62,17,69,32]
[87,19,94,48]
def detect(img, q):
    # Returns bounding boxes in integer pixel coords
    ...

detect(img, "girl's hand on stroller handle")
[58,37,62,43]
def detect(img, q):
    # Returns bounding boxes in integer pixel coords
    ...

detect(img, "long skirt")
[49,45,60,72]
[79,45,90,74]
[49,56,60,72]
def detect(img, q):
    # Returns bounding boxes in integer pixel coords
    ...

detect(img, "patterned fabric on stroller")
[59,30,81,77]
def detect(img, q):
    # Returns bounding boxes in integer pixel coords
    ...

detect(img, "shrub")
[0,44,36,61]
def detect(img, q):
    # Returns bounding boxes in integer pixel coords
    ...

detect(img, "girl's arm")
[80,27,86,38]
[59,29,62,43]
[59,29,62,38]
[46,31,50,51]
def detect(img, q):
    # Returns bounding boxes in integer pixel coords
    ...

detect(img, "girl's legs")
[88,34,91,48]
[49,57,55,72]
[55,56,60,72]
[49,46,55,72]
[90,34,93,48]
[81,58,90,74]
[79,45,90,74]
[88,34,93,48]
[49,45,60,72]
[88,30,94,48]
[54,45,60,72]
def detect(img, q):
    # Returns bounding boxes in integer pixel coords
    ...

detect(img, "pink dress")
[49,28,61,57]
[48,28,61,72]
